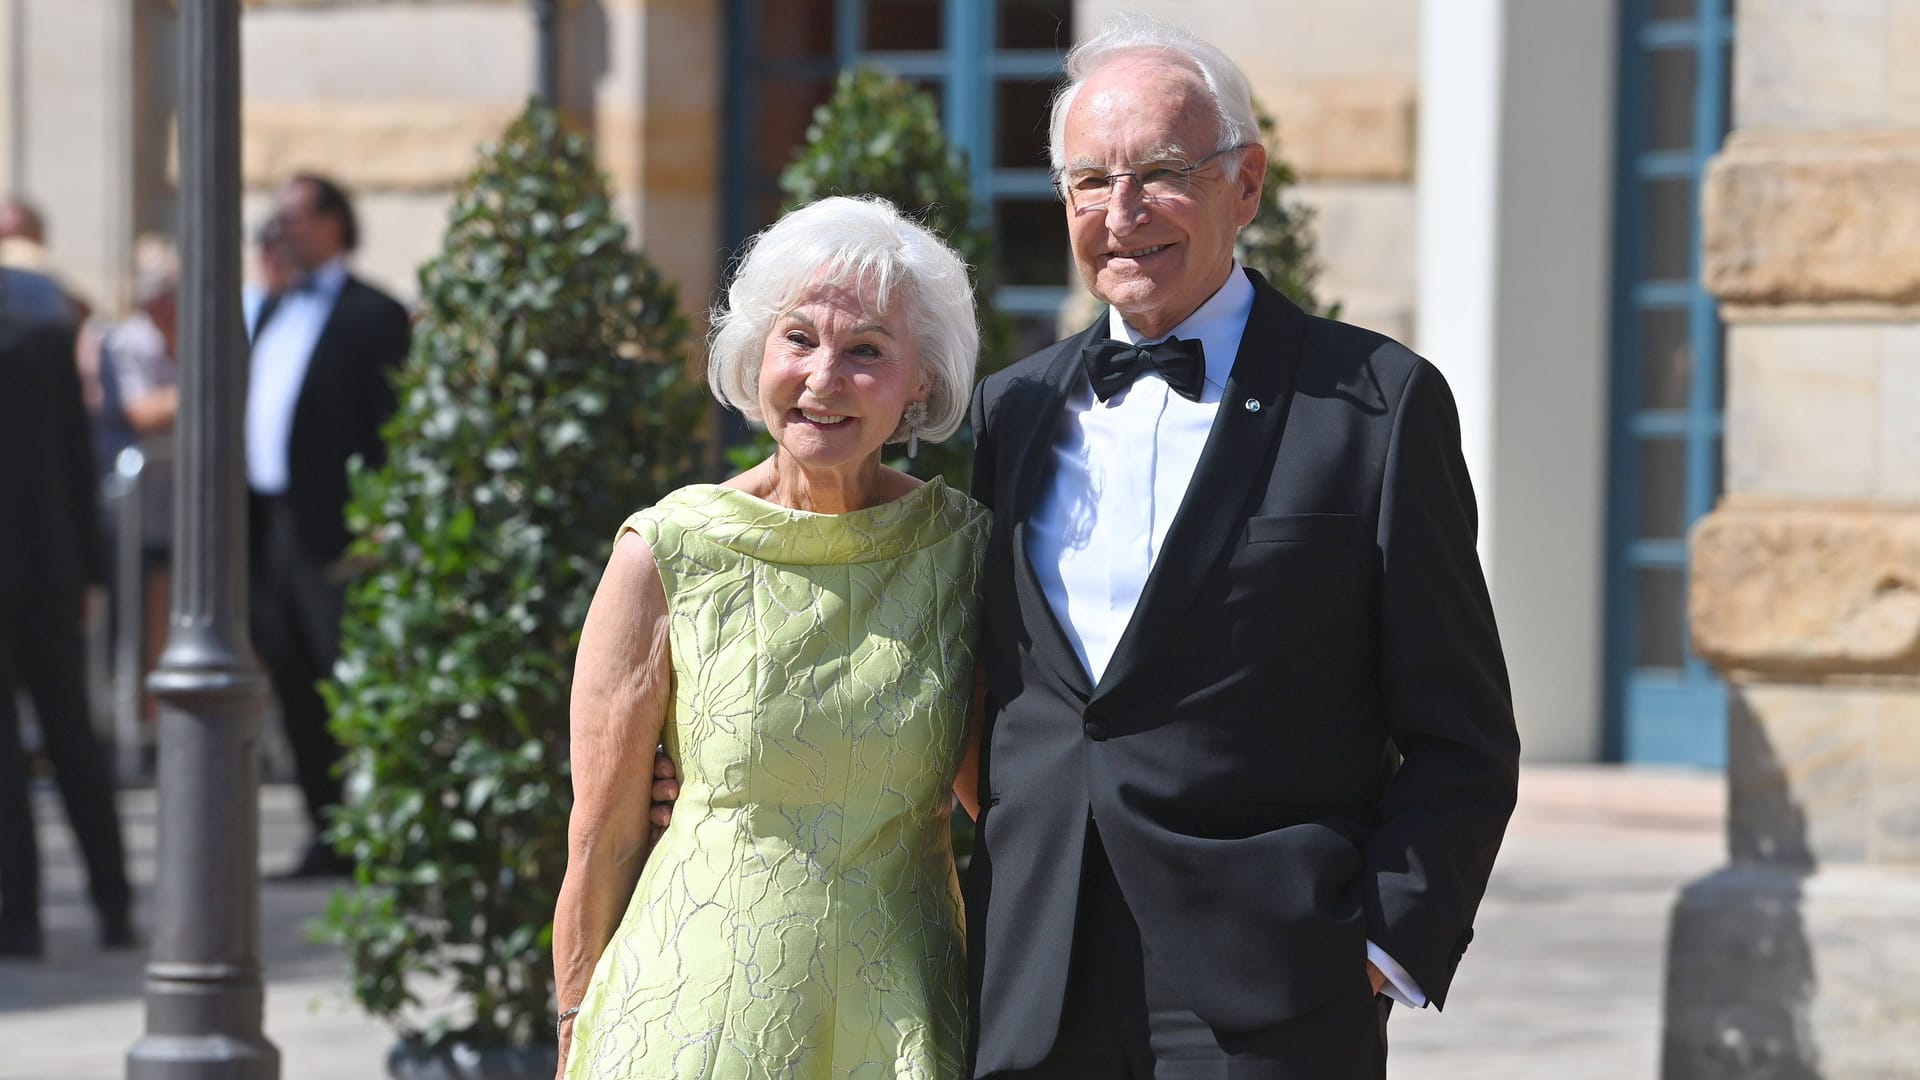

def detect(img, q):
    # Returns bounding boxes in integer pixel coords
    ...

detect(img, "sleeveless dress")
[563,478,990,1080]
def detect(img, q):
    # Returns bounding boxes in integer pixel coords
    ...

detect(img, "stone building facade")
[5,0,1907,785]
[1664,1,1920,1075]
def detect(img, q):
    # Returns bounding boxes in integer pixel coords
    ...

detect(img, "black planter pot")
[386,1038,558,1080]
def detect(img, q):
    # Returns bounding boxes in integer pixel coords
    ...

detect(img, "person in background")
[94,236,181,728]
[0,195,89,325]
[246,174,409,879]
[242,217,298,333]
[0,266,135,958]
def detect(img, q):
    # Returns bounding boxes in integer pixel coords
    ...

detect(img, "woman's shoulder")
[923,475,990,536]
[615,484,734,549]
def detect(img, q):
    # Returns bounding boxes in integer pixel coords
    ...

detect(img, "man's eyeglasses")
[1053,144,1254,212]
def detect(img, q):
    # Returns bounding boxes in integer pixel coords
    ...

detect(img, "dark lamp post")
[125,0,279,1076]
[535,0,560,107]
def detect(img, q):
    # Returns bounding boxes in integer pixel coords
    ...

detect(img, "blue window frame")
[722,0,1073,356]
[1602,0,1735,765]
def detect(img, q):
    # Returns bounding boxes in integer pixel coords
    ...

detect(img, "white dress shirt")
[247,258,347,494]
[1025,262,1430,1009]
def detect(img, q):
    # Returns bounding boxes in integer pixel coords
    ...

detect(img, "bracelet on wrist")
[557,1005,581,1034]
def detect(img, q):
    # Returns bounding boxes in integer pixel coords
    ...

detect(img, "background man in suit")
[0,267,134,956]
[965,15,1520,1078]
[247,173,409,878]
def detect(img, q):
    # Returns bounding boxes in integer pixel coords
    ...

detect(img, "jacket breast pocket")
[1246,512,1363,546]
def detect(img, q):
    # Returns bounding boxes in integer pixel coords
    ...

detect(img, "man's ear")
[1234,143,1268,226]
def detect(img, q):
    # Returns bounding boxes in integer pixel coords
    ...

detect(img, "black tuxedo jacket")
[0,313,99,602]
[249,275,409,566]
[964,269,1520,1072]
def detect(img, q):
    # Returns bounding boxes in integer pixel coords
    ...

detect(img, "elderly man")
[963,15,1520,1078]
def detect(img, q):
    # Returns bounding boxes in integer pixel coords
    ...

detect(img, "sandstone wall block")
[1691,505,1920,677]
[242,100,519,192]
[1265,79,1417,182]
[1703,132,1920,307]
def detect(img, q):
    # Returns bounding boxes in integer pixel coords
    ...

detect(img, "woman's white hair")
[1047,12,1260,171]
[707,195,979,445]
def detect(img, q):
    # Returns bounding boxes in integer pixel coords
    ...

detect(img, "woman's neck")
[751,452,905,515]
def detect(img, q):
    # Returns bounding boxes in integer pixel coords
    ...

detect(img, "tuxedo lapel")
[1004,317,1106,701]
[249,292,282,342]
[1091,272,1311,706]
[306,276,356,374]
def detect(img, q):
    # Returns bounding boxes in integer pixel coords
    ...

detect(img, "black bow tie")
[1082,336,1207,403]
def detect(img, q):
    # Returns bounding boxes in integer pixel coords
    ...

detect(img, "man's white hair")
[706,195,979,444]
[1046,12,1260,171]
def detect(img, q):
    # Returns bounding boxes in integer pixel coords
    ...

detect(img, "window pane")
[1643,178,1694,281]
[996,78,1055,168]
[1638,308,1693,410]
[1637,438,1689,540]
[1634,567,1688,670]
[1650,0,1695,19]
[757,78,833,176]
[999,0,1072,49]
[1647,46,1697,151]
[759,0,836,60]
[752,190,784,237]
[868,0,941,51]
[995,199,1070,287]
[910,76,945,118]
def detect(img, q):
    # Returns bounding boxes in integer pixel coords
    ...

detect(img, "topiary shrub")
[725,66,1012,487]
[319,102,706,1057]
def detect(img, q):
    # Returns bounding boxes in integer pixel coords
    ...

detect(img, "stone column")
[1415,0,1617,763]
[1663,3,1920,1076]
[587,0,722,324]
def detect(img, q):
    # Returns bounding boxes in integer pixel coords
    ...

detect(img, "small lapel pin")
[1244,398,1262,413]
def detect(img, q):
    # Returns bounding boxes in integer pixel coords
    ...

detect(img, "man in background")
[0,196,89,323]
[247,174,409,878]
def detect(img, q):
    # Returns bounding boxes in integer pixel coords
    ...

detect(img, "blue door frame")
[1602,0,1735,765]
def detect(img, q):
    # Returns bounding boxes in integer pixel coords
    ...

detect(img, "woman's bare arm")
[551,532,674,1074]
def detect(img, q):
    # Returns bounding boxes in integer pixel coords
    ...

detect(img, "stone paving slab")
[0,766,1726,1078]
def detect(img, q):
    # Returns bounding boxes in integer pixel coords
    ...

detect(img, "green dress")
[564,478,989,1080]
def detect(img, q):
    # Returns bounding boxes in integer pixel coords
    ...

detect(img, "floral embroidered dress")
[563,479,989,1080]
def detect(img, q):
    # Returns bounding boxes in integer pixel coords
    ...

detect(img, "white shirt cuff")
[1367,940,1429,1008]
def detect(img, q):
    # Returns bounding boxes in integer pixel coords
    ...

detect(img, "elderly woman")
[552,195,987,1079]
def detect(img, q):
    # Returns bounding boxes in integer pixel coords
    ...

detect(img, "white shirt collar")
[1105,261,1254,394]
[302,257,349,299]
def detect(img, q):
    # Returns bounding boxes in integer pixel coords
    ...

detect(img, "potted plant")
[319,103,706,1079]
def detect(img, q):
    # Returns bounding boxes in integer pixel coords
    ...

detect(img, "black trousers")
[249,495,346,834]
[983,821,1390,1080]
[0,586,132,932]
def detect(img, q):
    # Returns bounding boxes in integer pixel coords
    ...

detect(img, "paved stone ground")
[0,766,1725,1079]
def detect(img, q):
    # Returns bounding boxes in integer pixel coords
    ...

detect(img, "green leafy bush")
[319,103,705,1051]
[1237,103,1340,320]
[725,67,1012,487]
